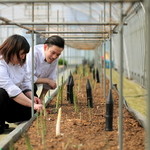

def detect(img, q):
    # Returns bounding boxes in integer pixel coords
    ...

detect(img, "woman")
[0,34,43,134]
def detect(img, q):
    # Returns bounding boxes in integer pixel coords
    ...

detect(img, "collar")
[41,45,46,63]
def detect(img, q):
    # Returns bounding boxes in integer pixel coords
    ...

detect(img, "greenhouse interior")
[0,0,149,150]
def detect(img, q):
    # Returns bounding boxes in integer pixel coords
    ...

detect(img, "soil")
[14,68,145,150]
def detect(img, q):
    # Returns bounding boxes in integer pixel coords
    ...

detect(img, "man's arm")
[36,78,56,89]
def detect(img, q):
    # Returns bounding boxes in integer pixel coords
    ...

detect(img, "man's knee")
[0,88,9,97]
[34,84,38,97]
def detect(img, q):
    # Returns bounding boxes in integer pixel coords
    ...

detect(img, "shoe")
[0,121,9,134]
[14,121,24,125]
[4,123,9,129]
[0,124,4,134]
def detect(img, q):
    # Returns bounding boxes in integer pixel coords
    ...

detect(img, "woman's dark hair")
[0,34,30,65]
[44,35,65,49]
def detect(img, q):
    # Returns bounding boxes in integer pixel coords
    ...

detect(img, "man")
[26,35,65,100]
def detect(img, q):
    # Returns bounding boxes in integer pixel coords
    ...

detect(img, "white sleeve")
[43,60,58,90]
[0,63,22,97]
[48,59,58,81]
[26,49,38,83]
[20,65,32,91]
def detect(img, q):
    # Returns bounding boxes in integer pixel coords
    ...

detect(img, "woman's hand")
[34,96,42,104]
[34,103,43,112]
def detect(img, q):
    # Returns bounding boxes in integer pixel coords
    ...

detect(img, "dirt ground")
[14,68,145,150]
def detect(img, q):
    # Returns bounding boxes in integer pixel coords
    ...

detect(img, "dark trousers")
[34,84,38,97]
[0,88,35,123]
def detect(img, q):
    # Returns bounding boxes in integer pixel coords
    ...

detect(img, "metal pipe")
[65,39,104,41]
[31,2,35,117]
[57,10,60,86]
[123,3,142,22]
[0,0,143,3]
[145,0,150,149]
[109,2,113,89]
[108,3,135,37]
[46,2,51,101]
[27,31,115,34]
[0,22,124,26]
[103,2,106,99]
[112,3,138,34]
[118,3,124,150]
[124,2,135,16]
[0,16,40,34]
[47,2,50,36]
[63,36,107,38]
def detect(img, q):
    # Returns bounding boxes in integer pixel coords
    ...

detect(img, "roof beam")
[65,39,104,41]
[63,36,107,38]
[27,31,117,34]
[0,0,143,3]
[0,22,125,26]
[0,16,40,33]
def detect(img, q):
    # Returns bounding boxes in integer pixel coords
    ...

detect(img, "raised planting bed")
[13,66,145,150]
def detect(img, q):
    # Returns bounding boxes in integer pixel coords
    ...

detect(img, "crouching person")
[0,34,43,134]
[26,35,65,100]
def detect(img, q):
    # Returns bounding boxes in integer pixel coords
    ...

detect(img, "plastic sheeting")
[0,2,140,50]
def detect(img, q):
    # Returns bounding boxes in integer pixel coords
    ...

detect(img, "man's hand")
[47,79,57,89]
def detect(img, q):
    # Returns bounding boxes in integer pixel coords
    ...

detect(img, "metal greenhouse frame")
[0,0,150,150]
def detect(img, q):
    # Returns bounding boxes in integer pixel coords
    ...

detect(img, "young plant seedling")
[24,133,33,150]
[56,86,62,110]
[73,93,79,113]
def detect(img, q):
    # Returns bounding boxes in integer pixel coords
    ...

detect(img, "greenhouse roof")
[0,0,143,50]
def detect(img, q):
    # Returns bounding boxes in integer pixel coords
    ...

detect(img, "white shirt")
[26,44,57,89]
[0,58,31,97]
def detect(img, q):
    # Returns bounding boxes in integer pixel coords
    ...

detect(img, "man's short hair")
[44,35,65,49]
